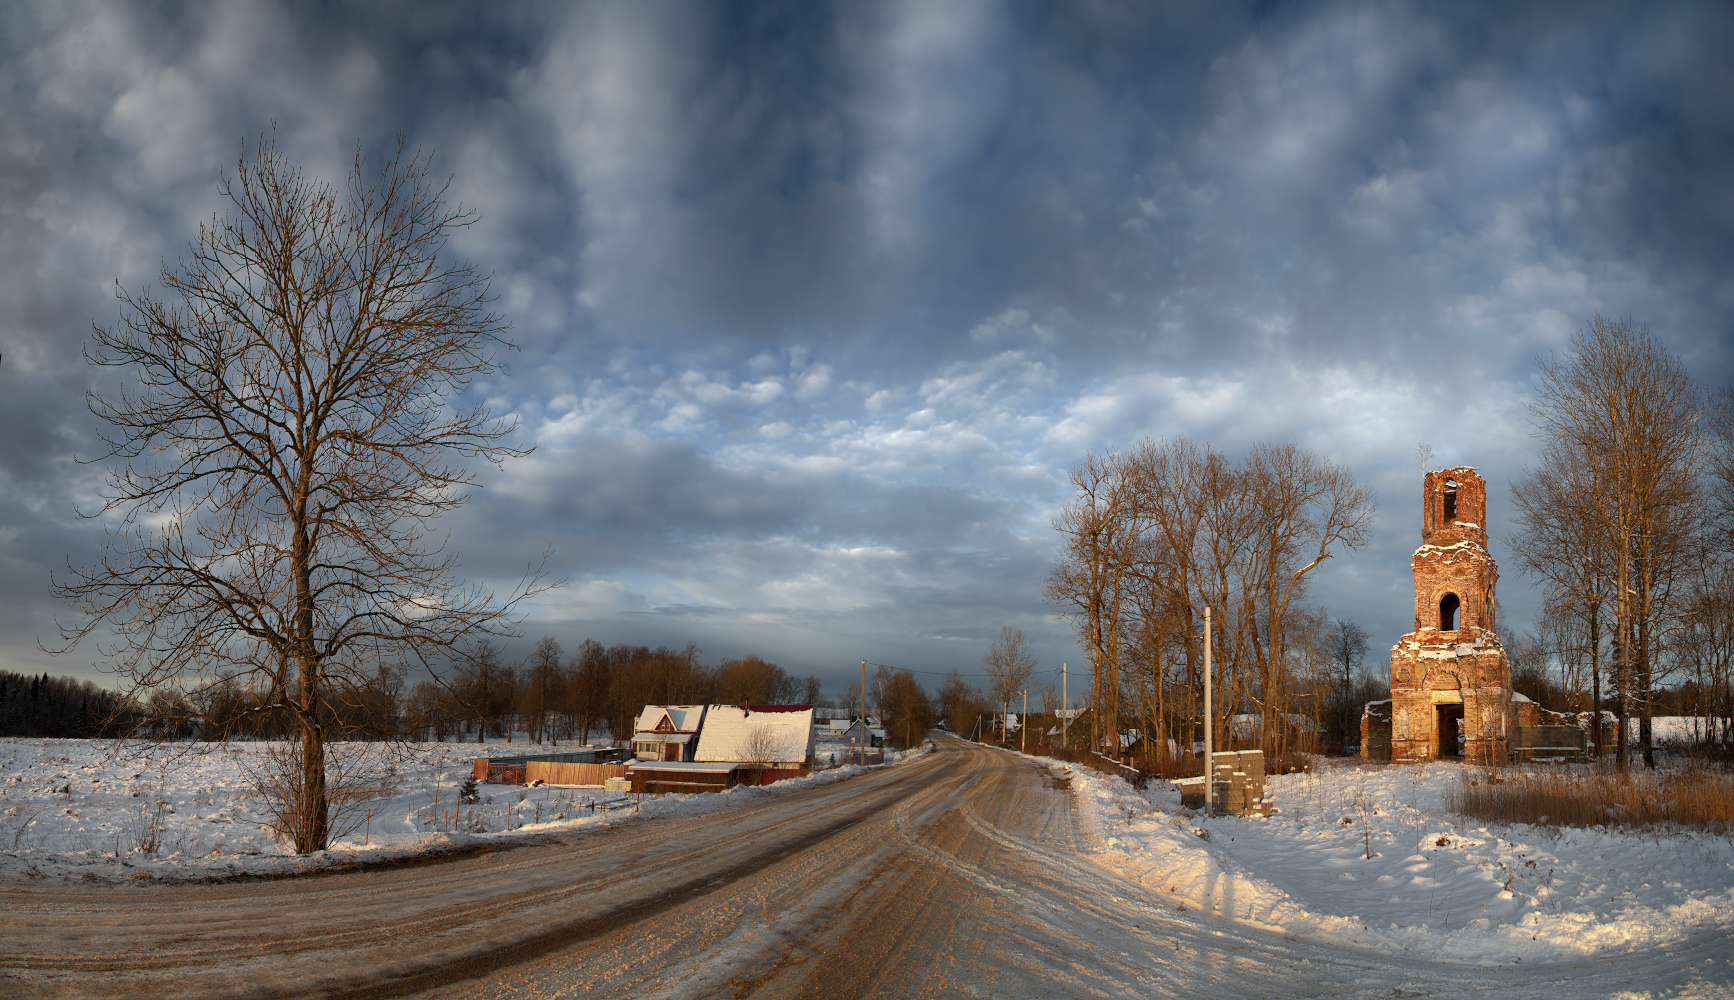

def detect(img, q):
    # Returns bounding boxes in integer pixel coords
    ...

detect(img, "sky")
[2,0,1732,699]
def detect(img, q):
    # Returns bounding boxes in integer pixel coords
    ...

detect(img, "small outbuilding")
[626,760,740,793]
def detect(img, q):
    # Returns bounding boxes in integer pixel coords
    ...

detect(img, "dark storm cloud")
[2,1,1732,687]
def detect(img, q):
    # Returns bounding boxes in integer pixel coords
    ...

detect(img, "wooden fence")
[525,761,631,786]
[736,766,813,785]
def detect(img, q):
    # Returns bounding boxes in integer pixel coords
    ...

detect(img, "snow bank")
[0,737,926,885]
[1054,756,1734,965]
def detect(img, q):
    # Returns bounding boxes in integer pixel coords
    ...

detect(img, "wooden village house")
[632,705,707,762]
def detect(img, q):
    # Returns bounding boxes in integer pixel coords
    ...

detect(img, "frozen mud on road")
[2,737,1729,999]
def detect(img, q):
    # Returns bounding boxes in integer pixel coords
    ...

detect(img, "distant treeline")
[0,640,832,745]
[397,639,826,745]
[0,670,134,738]
[0,642,960,751]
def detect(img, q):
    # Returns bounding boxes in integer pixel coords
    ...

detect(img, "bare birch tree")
[1510,440,1616,754]
[53,137,549,852]
[1525,315,1703,767]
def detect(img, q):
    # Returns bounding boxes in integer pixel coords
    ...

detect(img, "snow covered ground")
[0,737,925,885]
[1054,751,1734,967]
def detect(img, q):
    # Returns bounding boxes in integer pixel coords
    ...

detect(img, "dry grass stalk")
[1453,765,1734,832]
[248,743,401,846]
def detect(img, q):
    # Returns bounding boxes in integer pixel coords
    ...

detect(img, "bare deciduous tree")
[1048,436,1374,769]
[53,137,550,852]
[523,637,563,745]
[1523,315,1704,767]
[1330,619,1369,752]
[981,625,1037,743]
[1510,439,1616,755]
[740,725,800,778]
[877,668,932,749]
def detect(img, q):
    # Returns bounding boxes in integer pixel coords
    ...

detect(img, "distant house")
[1229,712,1321,749]
[695,704,816,768]
[632,705,708,762]
[836,720,883,750]
[1046,707,1091,738]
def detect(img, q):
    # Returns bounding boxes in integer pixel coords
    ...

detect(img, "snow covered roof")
[694,705,816,765]
[633,705,707,733]
[1511,692,1533,703]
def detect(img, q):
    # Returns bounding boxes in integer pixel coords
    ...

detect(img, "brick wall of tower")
[1378,467,1514,765]
[1411,469,1499,633]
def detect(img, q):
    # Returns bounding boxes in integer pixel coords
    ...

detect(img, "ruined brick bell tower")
[1386,468,1513,764]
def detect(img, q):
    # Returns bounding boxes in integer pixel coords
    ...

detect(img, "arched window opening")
[1442,478,1458,523]
[1439,593,1461,631]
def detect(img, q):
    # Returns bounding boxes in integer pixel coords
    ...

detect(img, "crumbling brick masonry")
[1364,467,1515,765]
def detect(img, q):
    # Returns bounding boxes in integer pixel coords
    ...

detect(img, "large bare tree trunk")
[53,136,550,853]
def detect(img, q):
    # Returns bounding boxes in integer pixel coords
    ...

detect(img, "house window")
[1440,593,1461,631]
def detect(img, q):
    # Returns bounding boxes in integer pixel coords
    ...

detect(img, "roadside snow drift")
[1057,756,1734,965]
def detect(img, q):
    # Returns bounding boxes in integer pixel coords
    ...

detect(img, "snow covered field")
[0,737,921,885]
[1056,752,1734,966]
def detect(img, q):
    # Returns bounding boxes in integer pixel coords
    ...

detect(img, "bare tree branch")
[52,134,556,852]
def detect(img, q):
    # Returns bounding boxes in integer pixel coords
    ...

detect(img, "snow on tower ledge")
[1364,467,1515,764]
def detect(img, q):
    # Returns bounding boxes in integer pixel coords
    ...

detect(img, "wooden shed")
[627,760,740,794]
[474,749,601,783]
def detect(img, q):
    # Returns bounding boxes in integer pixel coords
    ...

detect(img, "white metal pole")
[1021,689,1027,753]
[1062,663,1068,750]
[1204,605,1214,818]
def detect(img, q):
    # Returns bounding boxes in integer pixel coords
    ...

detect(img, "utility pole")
[1061,663,1068,751]
[1021,689,1028,753]
[1204,605,1214,818]
[860,659,868,766]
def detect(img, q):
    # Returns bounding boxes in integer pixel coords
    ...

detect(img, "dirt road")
[3,736,1726,998]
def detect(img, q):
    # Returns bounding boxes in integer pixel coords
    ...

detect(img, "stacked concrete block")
[1174,751,1275,816]
[1226,750,1275,816]
[1214,762,1240,814]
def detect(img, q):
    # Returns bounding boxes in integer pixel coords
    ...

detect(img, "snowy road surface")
[3,735,1728,999]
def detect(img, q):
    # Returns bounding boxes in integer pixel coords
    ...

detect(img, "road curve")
[3,736,1728,999]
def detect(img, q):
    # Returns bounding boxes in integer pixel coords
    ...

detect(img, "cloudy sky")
[2,1,1731,697]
